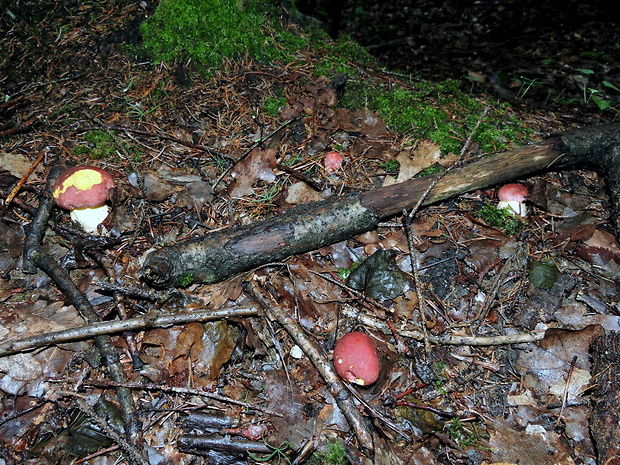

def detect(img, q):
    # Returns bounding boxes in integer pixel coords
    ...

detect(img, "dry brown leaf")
[383,139,454,187]
[128,171,181,202]
[285,181,324,204]
[488,419,576,465]
[517,325,604,401]
[229,147,277,198]
[576,227,620,265]
[141,321,235,383]
[176,180,213,208]
[0,151,46,181]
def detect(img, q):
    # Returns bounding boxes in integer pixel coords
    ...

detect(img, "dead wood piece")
[590,331,620,465]
[142,194,378,288]
[177,434,273,455]
[0,307,258,357]
[141,123,620,288]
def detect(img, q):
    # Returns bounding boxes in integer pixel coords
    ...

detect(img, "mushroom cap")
[324,151,344,173]
[53,165,115,210]
[333,331,380,386]
[497,183,528,202]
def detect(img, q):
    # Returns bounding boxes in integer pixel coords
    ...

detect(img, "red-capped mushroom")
[324,151,344,173]
[497,183,528,217]
[333,331,380,386]
[52,165,115,234]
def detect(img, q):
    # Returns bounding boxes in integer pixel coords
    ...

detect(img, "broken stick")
[141,123,620,288]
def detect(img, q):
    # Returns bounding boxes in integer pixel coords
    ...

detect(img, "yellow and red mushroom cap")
[52,165,115,210]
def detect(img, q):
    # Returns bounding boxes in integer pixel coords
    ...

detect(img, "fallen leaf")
[176,180,213,208]
[517,325,604,402]
[488,419,576,465]
[285,181,324,204]
[0,151,45,180]
[229,147,277,198]
[383,140,441,186]
[576,227,620,265]
[128,171,181,202]
[347,249,408,300]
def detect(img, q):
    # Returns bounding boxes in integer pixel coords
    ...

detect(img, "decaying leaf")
[529,260,559,289]
[128,171,181,201]
[488,419,577,465]
[346,249,408,300]
[516,325,604,402]
[576,227,620,265]
[0,151,45,180]
[285,181,324,204]
[229,147,277,198]
[140,321,236,384]
[176,180,213,208]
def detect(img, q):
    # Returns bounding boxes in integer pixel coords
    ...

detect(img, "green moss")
[415,162,446,177]
[379,158,400,175]
[308,441,349,465]
[314,35,374,76]
[341,79,530,154]
[74,129,136,161]
[263,92,287,117]
[179,273,194,287]
[474,203,525,236]
[140,0,294,68]
[79,130,118,160]
[139,0,375,79]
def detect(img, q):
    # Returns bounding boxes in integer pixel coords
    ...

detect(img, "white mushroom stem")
[70,204,110,234]
[497,200,527,217]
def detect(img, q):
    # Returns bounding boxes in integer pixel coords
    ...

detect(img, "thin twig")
[0,307,258,357]
[403,106,492,354]
[69,396,149,465]
[79,379,282,417]
[403,211,431,353]
[341,306,545,346]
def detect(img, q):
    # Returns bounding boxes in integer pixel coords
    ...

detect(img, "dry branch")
[141,123,620,288]
[0,307,257,357]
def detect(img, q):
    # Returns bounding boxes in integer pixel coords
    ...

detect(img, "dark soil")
[305,0,620,117]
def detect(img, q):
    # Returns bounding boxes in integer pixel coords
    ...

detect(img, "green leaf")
[575,68,595,75]
[591,95,611,111]
[529,261,559,289]
[602,80,620,92]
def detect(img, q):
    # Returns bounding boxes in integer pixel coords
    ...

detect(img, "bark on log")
[590,332,620,465]
[141,123,620,288]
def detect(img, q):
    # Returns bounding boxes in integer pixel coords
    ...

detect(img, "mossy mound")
[140,0,282,67]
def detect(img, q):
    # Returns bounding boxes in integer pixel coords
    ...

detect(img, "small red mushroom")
[333,331,380,386]
[497,183,528,217]
[324,151,344,173]
[52,165,115,234]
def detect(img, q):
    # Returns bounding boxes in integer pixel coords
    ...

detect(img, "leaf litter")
[0,2,619,465]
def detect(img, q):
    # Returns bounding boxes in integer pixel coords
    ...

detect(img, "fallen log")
[141,123,620,289]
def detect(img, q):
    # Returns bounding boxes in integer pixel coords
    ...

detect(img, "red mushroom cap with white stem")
[333,331,380,386]
[497,183,528,217]
[324,151,344,173]
[53,165,115,234]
